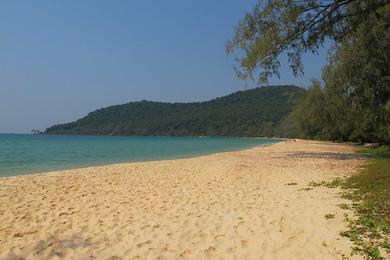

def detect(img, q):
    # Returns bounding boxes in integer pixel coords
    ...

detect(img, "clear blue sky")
[0,1,328,133]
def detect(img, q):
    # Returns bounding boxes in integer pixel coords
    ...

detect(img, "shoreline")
[0,138,281,179]
[0,140,366,259]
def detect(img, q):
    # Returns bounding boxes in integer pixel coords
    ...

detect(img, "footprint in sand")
[180,249,191,257]
[204,246,217,257]
[241,240,248,247]
[136,240,151,248]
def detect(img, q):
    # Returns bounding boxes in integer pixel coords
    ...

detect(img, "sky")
[0,1,329,133]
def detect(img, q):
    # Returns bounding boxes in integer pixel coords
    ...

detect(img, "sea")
[0,134,280,177]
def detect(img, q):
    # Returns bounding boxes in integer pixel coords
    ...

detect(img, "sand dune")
[0,140,366,259]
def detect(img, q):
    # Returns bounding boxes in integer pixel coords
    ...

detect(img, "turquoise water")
[0,134,279,177]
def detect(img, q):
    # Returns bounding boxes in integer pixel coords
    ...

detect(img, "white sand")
[0,140,366,259]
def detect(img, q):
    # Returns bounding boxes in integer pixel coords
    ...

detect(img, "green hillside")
[45,85,305,137]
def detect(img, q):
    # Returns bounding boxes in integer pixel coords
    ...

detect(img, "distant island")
[31,130,43,135]
[45,85,305,137]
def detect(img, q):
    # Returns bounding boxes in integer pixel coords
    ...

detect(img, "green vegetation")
[45,85,305,137]
[309,180,327,188]
[306,147,389,259]
[308,178,343,188]
[285,182,298,186]
[325,213,336,220]
[356,146,390,158]
[298,187,313,192]
[226,0,388,84]
[227,1,389,144]
[338,203,351,210]
[284,2,389,144]
[340,147,390,258]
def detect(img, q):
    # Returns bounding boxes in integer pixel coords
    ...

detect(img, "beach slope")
[0,140,365,259]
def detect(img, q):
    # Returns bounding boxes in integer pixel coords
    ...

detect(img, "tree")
[226,0,390,84]
[321,3,390,143]
[286,3,390,143]
[289,80,329,139]
[227,0,390,143]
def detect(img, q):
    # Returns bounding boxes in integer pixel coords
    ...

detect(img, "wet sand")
[0,140,365,259]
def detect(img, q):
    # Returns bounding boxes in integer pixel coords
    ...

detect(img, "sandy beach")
[0,140,366,259]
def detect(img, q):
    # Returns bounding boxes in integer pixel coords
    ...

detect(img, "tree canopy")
[226,0,389,84]
[275,1,390,143]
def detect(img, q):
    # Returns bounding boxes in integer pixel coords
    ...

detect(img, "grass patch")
[356,146,390,159]
[286,182,298,186]
[305,146,389,258]
[326,178,343,188]
[309,178,343,188]
[298,187,313,191]
[338,203,351,210]
[325,213,336,220]
[340,146,390,259]
[309,180,326,187]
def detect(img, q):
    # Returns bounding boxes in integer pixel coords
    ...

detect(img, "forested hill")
[45,85,305,137]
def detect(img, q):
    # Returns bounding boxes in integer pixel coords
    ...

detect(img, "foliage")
[340,147,390,258]
[289,149,390,257]
[226,0,389,84]
[285,182,298,185]
[308,178,342,188]
[288,80,329,140]
[325,213,336,220]
[322,3,390,143]
[306,147,390,259]
[287,3,390,144]
[45,85,305,137]
[356,146,390,158]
